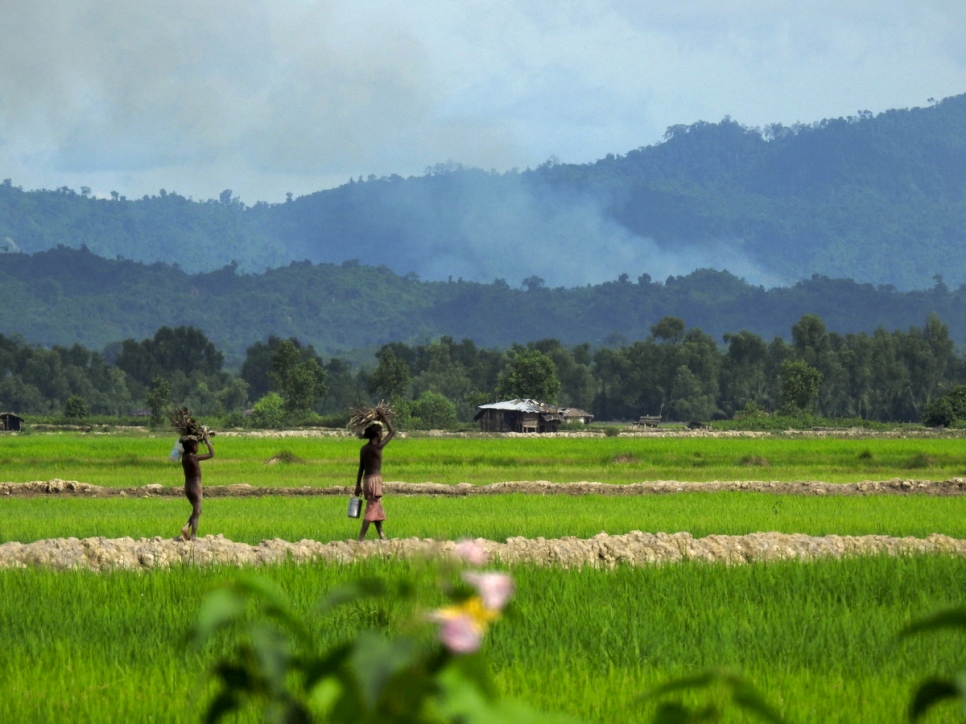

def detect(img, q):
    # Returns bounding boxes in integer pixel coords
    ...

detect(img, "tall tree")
[495,349,561,402]
[270,340,327,416]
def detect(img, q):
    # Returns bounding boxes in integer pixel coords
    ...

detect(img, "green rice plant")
[2,556,966,722]
[6,492,966,544]
[4,433,966,488]
[904,453,936,470]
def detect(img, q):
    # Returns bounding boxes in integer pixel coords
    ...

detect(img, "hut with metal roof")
[474,399,562,433]
[0,412,24,431]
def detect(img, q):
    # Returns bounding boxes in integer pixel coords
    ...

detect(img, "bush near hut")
[922,385,966,427]
[63,395,89,420]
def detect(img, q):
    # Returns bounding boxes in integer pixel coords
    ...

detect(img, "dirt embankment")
[3,478,966,498]
[1,530,964,572]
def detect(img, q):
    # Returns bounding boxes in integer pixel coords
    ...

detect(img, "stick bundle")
[167,406,214,441]
[347,401,394,437]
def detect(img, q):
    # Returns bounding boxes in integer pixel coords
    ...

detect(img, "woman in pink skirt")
[354,410,395,541]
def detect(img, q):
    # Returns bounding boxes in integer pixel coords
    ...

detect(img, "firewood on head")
[347,401,395,437]
[167,405,215,440]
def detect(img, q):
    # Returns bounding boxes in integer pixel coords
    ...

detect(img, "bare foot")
[181,525,191,541]
[379,533,387,541]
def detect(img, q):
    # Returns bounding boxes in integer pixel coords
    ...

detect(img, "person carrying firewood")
[354,408,394,541]
[180,433,214,541]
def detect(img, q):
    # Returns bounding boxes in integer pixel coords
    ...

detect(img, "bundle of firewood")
[167,406,214,441]
[347,401,394,437]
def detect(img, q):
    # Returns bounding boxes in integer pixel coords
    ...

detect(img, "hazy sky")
[1,0,964,203]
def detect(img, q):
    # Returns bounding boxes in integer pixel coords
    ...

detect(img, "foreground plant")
[189,557,582,724]
[901,606,966,721]
[641,669,787,723]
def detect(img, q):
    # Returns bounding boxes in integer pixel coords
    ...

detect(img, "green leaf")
[249,623,293,693]
[203,690,241,724]
[315,578,388,615]
[641,670,786,724]
[212,662,254,690]
[642,671,719,700]
[191,588,248,646]
[909,678,962,721]
[348,632,419,710]
[901,607,966,638]
[301,643,353,690]
[651,702,719,724]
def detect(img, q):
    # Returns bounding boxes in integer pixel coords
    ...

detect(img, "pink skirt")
[363,474,386,522]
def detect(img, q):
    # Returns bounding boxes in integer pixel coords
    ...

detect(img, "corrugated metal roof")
[476,398,557,413]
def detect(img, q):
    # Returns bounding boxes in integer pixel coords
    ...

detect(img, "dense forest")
[3,247,966,364]
[3,311,965,427]
[2,94,966,289]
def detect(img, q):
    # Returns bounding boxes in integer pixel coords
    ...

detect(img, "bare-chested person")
[180,435,214,541]
[354,411,395,541]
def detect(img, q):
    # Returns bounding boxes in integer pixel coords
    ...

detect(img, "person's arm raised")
[379,413,395,447]
[197,439,215,461]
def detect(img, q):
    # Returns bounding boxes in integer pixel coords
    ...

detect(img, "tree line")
[2,313,965,427]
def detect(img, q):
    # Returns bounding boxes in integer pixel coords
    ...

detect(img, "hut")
[559,407,594,424]
[0,412,24,431]
[475,399,562,433]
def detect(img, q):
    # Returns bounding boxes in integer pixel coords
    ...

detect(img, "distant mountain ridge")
[2,93,965,289]
[1,247,964,361]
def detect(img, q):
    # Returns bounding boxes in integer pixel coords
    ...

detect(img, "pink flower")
[463,572,514,611]
[454,539,487,566]
[437,613,484,653]
[429,597,496,654]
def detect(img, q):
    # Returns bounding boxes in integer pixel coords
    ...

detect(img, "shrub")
[249,392,285,429]
[409,391,458,430]
[63,395,89,420]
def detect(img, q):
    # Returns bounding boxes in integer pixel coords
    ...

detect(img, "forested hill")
[3,247,965,362]
[2,94,966,290]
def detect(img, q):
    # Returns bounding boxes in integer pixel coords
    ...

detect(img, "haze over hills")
[2,94,965,290]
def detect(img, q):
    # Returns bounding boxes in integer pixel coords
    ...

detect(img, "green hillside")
[2,247,965,362]
[3,94,966,289]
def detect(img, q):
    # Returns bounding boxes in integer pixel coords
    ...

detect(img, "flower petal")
[463,572,514,611]
[454,539,487,566]
[438,613,483,653]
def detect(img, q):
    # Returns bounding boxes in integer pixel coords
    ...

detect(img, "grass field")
[1,556,965,723]
[5,431,966,723]
[3,432,966,486]
[4,492,966,544]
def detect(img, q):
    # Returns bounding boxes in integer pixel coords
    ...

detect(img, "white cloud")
[0,0,964,202]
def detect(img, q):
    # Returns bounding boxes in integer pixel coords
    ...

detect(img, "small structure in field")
[475,399,562,433]
[0,412,24,431]
[637,415,662,428]
[559,407,594,424]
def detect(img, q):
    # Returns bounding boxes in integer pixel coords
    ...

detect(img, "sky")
[1,0,965,204]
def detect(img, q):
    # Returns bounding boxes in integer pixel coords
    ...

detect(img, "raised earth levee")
[1,531,965,571]
[3,478,966,497]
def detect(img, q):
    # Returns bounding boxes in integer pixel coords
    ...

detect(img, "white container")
[169,440,184,462]
[347,497,362,518]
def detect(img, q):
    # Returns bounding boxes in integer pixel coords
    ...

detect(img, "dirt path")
[3,478,966,497]
[1,530,964,571]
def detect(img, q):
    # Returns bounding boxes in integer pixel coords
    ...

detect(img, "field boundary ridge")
[4,478,966,498]
[2,530,966,571]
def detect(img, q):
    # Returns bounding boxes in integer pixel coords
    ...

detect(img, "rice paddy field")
[3,430,966,722]
[2,430,966,486]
